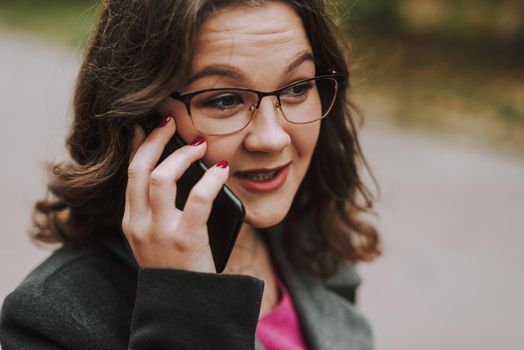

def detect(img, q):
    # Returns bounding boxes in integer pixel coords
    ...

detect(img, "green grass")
[0,0,98,46]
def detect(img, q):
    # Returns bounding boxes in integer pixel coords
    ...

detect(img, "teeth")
[240,170,277,181]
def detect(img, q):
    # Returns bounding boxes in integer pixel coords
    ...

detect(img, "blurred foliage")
[343,0,524,155]
[351,34,524,156]
[345,0,524,53]
[343,0,401,32]
[0,0,98,46]
[0,0,522,155]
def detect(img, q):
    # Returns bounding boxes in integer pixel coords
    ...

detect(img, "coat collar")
[257,222,374,350]
[96,224,373,350]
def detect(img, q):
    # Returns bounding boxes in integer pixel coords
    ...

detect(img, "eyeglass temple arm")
[167,91,194,117]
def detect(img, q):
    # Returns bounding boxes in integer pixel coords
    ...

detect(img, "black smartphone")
[138,116,245,273]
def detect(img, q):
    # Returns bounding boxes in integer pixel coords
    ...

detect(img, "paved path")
[358,123,524,349]
[1,30,523,350]
[0,31,77,302]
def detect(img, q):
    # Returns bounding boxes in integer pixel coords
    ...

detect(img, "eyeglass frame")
[168,71,346,136]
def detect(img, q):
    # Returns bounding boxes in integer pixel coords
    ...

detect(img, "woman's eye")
[203,94,243,110]
[281,81,313,99]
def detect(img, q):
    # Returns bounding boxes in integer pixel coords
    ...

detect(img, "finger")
[124,124,147,221]
[149,138,207,219]
[129,124,146,164]
[127,116,175,216]
[180,161,230,230]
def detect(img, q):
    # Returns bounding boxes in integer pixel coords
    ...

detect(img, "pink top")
[255,276,308,350]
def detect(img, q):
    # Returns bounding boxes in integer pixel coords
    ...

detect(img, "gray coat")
[0,222,373,349]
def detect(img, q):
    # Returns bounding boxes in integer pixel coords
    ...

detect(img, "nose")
[243,96,291,153]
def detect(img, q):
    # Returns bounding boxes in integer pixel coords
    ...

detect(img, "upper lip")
[235,161,291,175]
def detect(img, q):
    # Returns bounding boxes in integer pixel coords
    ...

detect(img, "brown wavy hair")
[32,0,381,278]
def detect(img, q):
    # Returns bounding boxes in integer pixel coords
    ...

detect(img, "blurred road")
[358,123,524,349]
[0,31,76,296]
[1,30,523,350]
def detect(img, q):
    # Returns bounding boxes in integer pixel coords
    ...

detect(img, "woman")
[0,0,380,349]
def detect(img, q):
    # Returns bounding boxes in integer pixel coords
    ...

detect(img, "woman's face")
[160,2,320,228]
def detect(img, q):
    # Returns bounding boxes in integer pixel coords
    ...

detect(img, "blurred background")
[1,1,523,349]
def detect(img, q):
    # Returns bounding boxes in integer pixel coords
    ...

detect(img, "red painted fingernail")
[216,160,228,168]
[157,116,171,128]
[190,136,205,146]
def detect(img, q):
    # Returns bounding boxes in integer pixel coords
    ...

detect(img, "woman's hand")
[121,116,229,273]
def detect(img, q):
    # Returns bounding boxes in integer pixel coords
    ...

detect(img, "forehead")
[193,2,312,75]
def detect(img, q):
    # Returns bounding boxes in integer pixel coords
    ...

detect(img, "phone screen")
[138,116,245,273]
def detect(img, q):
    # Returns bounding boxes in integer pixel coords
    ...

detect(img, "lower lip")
[235,165,290,193]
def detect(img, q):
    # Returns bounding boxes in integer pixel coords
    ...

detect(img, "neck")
[237,223,258,247]
[223,223,263,276]
[224,223,282,313]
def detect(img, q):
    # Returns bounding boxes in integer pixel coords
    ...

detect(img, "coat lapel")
[254,338,265,350]
[262,223,374,350]
[96,226,374,350]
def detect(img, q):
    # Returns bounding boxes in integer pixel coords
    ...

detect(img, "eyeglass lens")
[189,77,338,135]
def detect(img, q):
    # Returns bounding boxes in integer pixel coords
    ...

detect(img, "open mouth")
[236,170,280,181]
[233,162,291,193]
[234,163,290,182]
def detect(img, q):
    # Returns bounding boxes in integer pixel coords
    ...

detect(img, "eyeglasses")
[169,73,345,136]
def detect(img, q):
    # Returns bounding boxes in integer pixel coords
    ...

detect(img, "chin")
[243,201,292,229]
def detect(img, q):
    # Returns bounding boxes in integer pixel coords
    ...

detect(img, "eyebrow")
[186,51,315,86]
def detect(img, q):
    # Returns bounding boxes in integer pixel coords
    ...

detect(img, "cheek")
[166,101,200,143]
[202,137,242,168]
[294,122,320,159]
